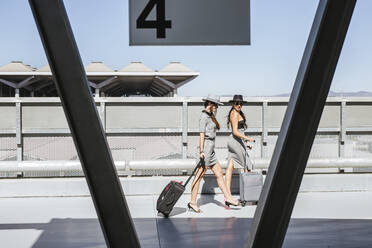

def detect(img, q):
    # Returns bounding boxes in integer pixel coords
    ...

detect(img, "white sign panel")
[129,0,250,45]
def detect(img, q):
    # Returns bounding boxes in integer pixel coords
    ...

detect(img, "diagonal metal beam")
[109,86,124,96]
[150,86,163,96]
[0,77,36,92]
[246,1,356,247]
[88,81,98,88]
[0,78,17,88]
[34,80,54,91]
[175,75,197,88]
[96,76,118,89]
[151,81,169,94]
[101,80,121,92]
[17,76,36,88]
[154,76,176,89]
[28,0,140,247]
[104,83,123,96]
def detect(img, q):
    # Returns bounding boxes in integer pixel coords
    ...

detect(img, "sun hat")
[229,94,248,103]
[202,94,224,105]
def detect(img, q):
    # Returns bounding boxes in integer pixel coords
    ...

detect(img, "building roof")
[160,62,193,72]
[85,62,113,72]
[37,65,51,72]
[0,61,199,97]
[0,61,34,72]
[120,62,153,72]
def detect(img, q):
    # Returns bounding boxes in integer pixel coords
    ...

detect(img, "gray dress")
[199,111,218,166]
[227,120,253,170]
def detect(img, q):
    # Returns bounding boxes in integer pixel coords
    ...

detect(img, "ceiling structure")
[0,61,199,97]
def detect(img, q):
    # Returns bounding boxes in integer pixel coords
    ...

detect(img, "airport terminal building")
[0,61,199,97]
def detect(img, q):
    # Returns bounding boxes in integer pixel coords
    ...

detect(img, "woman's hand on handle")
[200,152,205,159]
[245,137,255,143]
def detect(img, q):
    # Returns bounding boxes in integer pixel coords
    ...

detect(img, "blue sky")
[0,0,371,96]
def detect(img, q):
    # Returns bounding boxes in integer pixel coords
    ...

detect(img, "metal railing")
[0,96,371,164]
[1,157,372,178]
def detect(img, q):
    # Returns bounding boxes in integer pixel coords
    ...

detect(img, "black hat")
[229,95,247,103]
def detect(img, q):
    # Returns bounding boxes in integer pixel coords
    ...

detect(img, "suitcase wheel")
[158,211,169,218]
[241,201,258,206]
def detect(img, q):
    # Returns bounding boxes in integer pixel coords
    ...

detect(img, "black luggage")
[157,159,204,217]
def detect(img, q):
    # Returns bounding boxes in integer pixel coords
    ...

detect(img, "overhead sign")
[129,0,250,45]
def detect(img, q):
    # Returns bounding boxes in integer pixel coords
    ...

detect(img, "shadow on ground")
[1,218,372,247]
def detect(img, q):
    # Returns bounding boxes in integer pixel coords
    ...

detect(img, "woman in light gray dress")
[188,95,239,213]
[225,95,255,196]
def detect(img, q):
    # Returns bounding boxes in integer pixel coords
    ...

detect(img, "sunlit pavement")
[1,192,372,247]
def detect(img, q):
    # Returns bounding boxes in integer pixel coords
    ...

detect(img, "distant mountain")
[272,91,372,97]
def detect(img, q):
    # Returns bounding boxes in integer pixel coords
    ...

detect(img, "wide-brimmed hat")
[202,94,224,105]
[229,94,247,103]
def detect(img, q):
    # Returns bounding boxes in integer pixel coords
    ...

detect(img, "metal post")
[28,0,140,247]
[16,101,22,162]
[182,101,188,159]
[339,100,346,157]
[15,89,20,98]
[262,100,268,158]
[246,1,356,247]
[100,101,106,131]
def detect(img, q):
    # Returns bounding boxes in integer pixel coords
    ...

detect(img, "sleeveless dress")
[199,111,218,166]
[227,120,253,170]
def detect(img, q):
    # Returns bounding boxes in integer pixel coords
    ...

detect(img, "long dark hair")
[227,107,247,129]
[203,101,220,130]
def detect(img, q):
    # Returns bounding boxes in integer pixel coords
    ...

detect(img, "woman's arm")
[199,114,207,159]
[231,111,255,142]
[199,132,205,158]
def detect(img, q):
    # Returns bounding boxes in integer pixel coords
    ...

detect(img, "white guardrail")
[0,158,372,173]
[1,96,372,162]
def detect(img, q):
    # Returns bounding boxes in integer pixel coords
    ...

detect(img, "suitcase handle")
[244,143,255,171]
[183,158,205,187]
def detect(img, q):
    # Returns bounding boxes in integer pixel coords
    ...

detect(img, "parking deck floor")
[1,192,372,247]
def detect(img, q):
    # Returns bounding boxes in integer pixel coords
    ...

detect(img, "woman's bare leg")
[190,166,207,209]
[210,162,239,205]
[225,159,234,196]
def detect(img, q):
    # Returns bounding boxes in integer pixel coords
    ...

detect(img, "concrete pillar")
[182,101,188,159]
[16,101,22,161]
[262,101,268,158]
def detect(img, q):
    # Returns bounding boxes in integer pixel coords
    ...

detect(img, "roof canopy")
[0,61,199,97]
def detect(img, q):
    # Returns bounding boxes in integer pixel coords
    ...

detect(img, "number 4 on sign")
[136,0,172,39]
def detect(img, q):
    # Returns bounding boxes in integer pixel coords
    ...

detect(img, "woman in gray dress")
[225,95,255,196]
[188,95,239,213]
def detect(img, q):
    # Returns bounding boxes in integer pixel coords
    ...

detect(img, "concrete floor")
[1,192,372,247]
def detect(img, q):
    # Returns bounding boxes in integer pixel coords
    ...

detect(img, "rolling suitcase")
[157,159,204,217]
[239,171,263,206]
[239,149,263,206]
